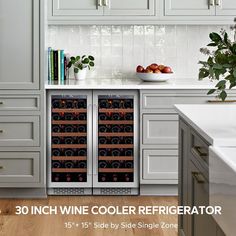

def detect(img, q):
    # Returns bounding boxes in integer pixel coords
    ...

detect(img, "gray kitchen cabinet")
[179,118,226,236]
[142,149,178,184]
[51,0,103,16]
[216,0,236,15]
[104,0,155,16]
[0,0,40,89]
[165,0,215,16]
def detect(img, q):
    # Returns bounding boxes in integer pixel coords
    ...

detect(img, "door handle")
[103,0,109,7]
[192,172,205,184]
[215,0,221,6]
[98,0,103,7]
[192,146,208,159]
[0,166,4,170]
[0,130,3,133]
[0,102,3,105]
[209,0,215,6]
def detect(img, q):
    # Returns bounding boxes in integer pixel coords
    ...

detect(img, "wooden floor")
[0,196,178,236]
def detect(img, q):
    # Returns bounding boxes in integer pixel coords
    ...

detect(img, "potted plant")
[199,18,236,101]
[67,55,95,80]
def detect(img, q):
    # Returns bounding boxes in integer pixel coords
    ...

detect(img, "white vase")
[74,69,87,80]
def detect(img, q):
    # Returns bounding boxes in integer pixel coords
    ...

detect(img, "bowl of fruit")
[136,63,173,82]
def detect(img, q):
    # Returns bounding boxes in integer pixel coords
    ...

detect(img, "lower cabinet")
[179,118,225,236]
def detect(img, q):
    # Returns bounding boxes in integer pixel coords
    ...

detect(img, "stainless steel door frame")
[92,90,139,188]
[47,90,93,189]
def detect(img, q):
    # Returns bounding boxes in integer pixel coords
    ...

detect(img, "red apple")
[149,63,159,71]
[162,66,173,73]
[158,65,165,71]
[154,69,161,73]
[145,69,153,73]
[136,65,145,73]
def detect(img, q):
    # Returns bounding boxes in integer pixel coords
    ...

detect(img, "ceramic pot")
[74,69,87,80]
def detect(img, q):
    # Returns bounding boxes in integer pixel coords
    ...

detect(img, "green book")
[50,50,54,80]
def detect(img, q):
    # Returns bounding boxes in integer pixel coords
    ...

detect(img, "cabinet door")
[165,0,215,16]
[216,0,236,16]
[52,0,103,16]
[0,0,39,89]
[178,119,189,236]
[142,149,178,184]
[104,0,155,16]
[188,161,216,236]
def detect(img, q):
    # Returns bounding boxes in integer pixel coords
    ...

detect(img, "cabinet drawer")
[190,128,209,170]
[0,95,40,111]
[0,152,40,186]
[0,116,40,146]
[143,114,178,146]
[142,149,178,182]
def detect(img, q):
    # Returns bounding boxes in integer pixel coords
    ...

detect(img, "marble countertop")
[175,105,236,146]
[45,77,218,90]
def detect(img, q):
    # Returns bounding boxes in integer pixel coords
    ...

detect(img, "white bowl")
[136,72,173,82]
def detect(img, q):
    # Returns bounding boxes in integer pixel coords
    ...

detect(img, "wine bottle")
[52,125,62,133]
[99,149,107,156]
[111,137,120,144]
[125,149,133,156]
[99,137,107,144]
[52,99,60,108]
[78,113,86,120]
[60,100,67,108]
[100,174,106,182]
[77,100,86,109]
[125,161,133,168]
[64,149,74,156]
[124,99,133,109]
[64,125,74,133]
[65,113,74,120]
[112,113,120,120]
[124,137,133,144]
[111,161,121,168]
[66,100,74,109]
[52,137,61,144]
[52,161,61,168]
[52,149,61,156]
[65,137,74,144]
[112,174,118,182]
[78,149,86,156]
[99,99,108,109]
[111,125,121,132]
[64,161,74,168]
[98,161,108,168]
[125,173,131,182]
[99,125,107,133]
[78,125,86,132]
[111,149,121,156]
[99,113,107,120]
[53,174,60,182]
[78,161,87,168]
[125,113,133,120]
[66,174,72,182]
[52,113,61,120]
[112,100,121,109]
[124,125,133,132]
[78,137,86,144]
[78,174,84,182]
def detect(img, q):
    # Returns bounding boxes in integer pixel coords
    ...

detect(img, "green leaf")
[230,82,236,89]
[82,55,86,59]
[75,56,80,61]
[89,61,95,67]
[82,58,89,64]
[219,90,227,101]
[233,68,236,78]
[74,68,79,73]
[78,64,83,70]
[207,89,216,95]
[88,55,95,61]
[215,80,226,88]
[212,64,223,70]
[67,61,72,68]
[70,56,75,61]
[209,32,222,43]
[207,43,217,47]
[199,68,209,80]
[224,32,228,44]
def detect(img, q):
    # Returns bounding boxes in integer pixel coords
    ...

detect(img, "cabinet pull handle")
[192,146,208,158]
[215,0,221,6]
[209,0,215,6]
[207,99,236,103]
[0,130,3,133]
[98,0,103,7]
[0,102,3,105]
[103,0,109,7]
[0,166,4,169]
[192,172,205,184]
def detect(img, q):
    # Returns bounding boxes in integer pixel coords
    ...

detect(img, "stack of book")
[48,47,68,82]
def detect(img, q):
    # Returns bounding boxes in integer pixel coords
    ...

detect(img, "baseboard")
[140,184,178,196]
[0,188,47,199]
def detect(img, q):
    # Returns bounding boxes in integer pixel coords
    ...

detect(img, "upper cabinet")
[165,0,236,16]
[48,0,236,24]
[0,0,40,89]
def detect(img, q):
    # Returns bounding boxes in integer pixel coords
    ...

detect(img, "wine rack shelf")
[52,144,87,149]
[52,120,86,125]
[52,132,87,137]
[52,156,87,161]
[99,120,133,125]
[52,108,87,113]
[98,144,133,148]
[99,168,134,173]
[99,109,134,113]
[99,156,133,161]
[98,132,133,137]
[52,168,87,173]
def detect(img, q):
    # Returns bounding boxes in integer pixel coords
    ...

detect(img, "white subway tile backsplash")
[48,25,225,79]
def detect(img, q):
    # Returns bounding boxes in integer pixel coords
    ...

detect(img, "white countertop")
[209,146,236,236]
[175,105,236,146]
[45,77,217,90]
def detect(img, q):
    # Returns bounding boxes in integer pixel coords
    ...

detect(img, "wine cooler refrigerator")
[47,90,138,195]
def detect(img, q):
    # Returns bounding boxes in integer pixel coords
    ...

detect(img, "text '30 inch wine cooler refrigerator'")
[47,90,139,195]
